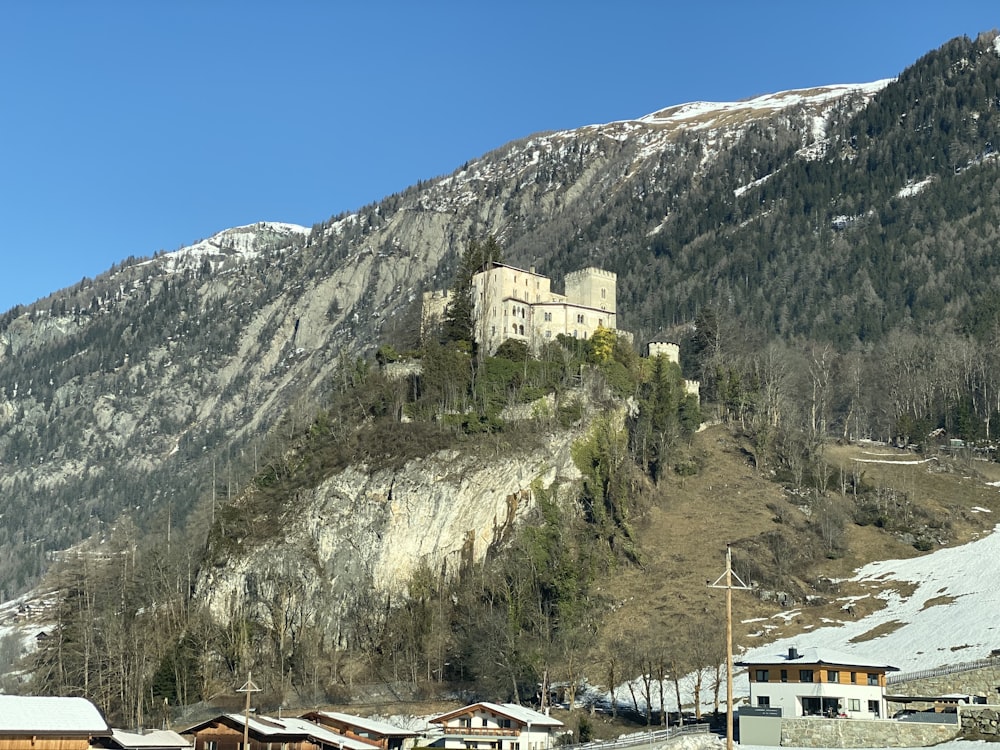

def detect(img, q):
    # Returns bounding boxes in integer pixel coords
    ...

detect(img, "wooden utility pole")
[237,671,262,750]
[708,544,752,750]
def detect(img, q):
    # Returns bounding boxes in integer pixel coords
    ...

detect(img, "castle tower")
[564,267,616,320]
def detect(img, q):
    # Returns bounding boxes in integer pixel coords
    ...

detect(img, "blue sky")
[1,2,997,313]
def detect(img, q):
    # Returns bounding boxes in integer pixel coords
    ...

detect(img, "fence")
[887,657,1000,685]
[560,723,710,750]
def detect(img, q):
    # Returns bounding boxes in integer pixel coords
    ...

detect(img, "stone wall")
[888,659,1000,701]
[961,706,1000,738]
[779,717,957,748]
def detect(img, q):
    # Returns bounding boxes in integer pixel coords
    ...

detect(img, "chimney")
[788,647,799,660]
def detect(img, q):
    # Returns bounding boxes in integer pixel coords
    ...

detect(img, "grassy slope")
[599,425,1000,654]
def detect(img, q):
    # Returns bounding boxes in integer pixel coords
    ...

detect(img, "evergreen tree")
[442,235,504,345]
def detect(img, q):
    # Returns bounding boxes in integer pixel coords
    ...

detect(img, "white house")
[429,702,564,750]
[737,646,899,719]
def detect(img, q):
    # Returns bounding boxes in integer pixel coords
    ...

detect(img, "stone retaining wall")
[889,661,1000,701]
[779,717,957,748]
[961,706,1000,737]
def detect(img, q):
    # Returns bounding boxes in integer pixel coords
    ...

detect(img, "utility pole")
[708,544,752,750]
[237,671,262,750]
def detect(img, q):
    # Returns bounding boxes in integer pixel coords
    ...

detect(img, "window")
[206,743,217,750]
[850,671,857,684]
[754,669,769,682]
[849,699,861,712]
[481,718,488,728]
[867,673,879,686]
[780,669,788,683]
[868,700,880,717]
[544,312,552,321]
[545,331,551,338]
[518,325,524,335]
[499,719,511,729]
[799,669,814,683]
[460,718,471,728]
[827,670,839,683]
[757,696,770,707]
[576,314,585,324]
[601,288,607,299]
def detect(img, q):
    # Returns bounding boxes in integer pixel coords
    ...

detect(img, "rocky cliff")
[197,421,585,646]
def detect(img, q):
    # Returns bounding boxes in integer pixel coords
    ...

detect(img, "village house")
[0,695,111,750]
[429,702,564,750]
[298,711,417,750]
[183,714,378,750]
[737,646,900,719]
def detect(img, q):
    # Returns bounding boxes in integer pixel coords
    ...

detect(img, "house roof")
[302,711,418,738]
[182,715,376,750]
[105,729,191,750]
[736,646,899,671]
[182,714,299,739]
[431,703,562,728]
[0,696,110,736]
[276,718,378,750]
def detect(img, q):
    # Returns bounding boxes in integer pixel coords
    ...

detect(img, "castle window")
[601,288,606,299]
[544,312,552,321]
[545,331,551,338]
[519,325,524,335]
[512,324,517,333]
[577,314,584,324]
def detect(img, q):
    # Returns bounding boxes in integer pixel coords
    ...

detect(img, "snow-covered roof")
[276,718,378,750]
[182,715,377,750]
[432,703,562,728]
[304,711,417,737]
[106,729,191,750]
[0,695,110,735]
[737,645,898,671]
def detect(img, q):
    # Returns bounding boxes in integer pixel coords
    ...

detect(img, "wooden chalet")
[430,703,563,750]
[0,695,110,750]
[298,712,415,750]
[183,715,377,750]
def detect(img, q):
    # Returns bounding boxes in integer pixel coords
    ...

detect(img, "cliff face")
[196,425,584,644]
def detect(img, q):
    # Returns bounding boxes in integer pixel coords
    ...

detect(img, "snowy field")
[737,522,1000,677]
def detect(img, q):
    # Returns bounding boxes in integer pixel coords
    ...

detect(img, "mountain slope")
[1,32,1000,603]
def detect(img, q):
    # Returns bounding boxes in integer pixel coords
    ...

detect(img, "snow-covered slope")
[738,522,1000,675]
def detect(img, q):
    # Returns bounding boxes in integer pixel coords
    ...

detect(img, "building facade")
[430,703,563,750]
[738,646,899,720]
[471,264,619,355]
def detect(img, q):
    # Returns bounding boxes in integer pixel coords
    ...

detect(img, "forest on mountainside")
[4,31,1000,728]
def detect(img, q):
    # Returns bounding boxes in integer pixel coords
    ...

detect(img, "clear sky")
[1,2,997,314]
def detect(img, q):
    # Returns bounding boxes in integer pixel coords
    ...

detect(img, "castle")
[423,263,621,354]
[422,262,697,399]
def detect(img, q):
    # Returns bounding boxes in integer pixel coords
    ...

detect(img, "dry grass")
[590,426,1000,659]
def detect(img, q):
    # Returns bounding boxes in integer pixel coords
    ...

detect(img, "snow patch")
[896,176,934,199]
